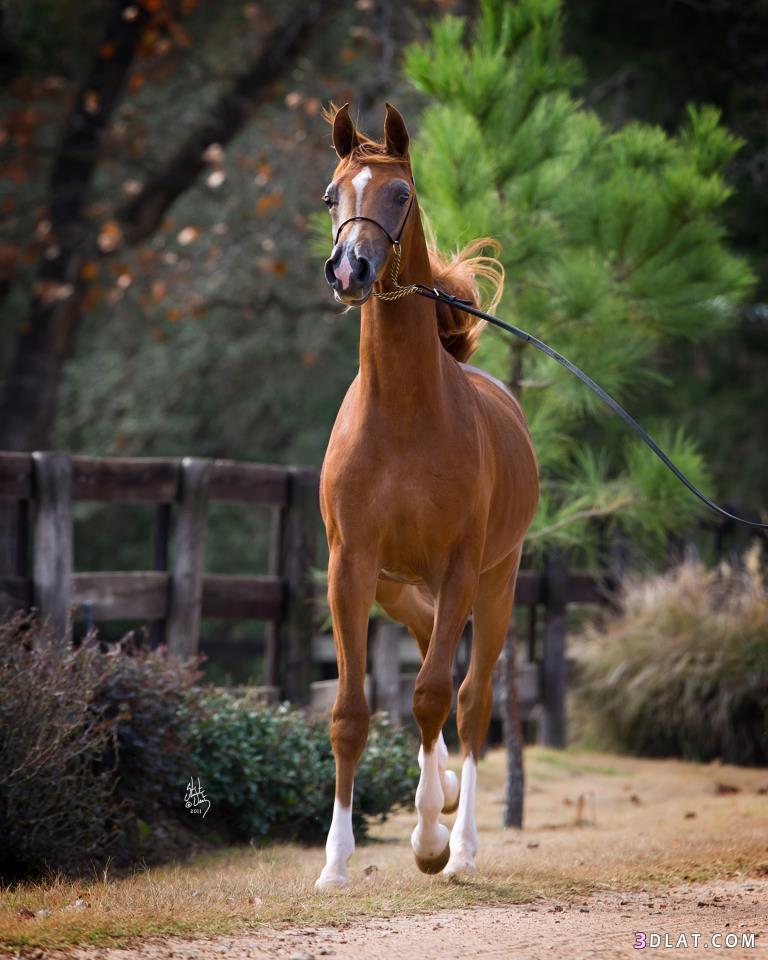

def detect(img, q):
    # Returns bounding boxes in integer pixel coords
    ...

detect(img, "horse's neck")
[358,216,445,416]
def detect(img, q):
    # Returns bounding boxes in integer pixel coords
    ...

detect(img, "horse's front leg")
[315,547,378,890]
[411,554,478,873]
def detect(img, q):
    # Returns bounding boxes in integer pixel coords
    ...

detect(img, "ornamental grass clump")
[574,547,768,765]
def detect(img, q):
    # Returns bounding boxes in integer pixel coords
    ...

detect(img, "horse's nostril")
[324,258,339,287]
[356,256,371,283]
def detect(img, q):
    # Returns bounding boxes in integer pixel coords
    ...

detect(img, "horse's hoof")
[314,872,348,891]
[441,769,460,814]
[443,855,477,878]
[414,842,451,875]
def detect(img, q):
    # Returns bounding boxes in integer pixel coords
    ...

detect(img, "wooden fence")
[0,451,319,702]
[0,451,613,746]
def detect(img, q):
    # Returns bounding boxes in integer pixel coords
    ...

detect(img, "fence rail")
[0,451,319,702]
[0,450,613,745]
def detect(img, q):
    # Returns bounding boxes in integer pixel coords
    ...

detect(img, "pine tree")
[405,0,755,562]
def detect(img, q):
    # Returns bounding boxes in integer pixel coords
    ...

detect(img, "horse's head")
[323,102,414,306]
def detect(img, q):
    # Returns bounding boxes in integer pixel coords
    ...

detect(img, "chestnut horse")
[316,103,538,889]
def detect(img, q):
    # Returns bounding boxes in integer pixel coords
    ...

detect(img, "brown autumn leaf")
[166,307,183,322]
[97,220,123,253]
[128,73,146,94]
[169,21,192,47]
[0,242,19,280]
[0,161,28,183]
[301,351,318,367]
[80,260,99,280]
[151,279,167,302]
[83,90,100,114]
[151,326,168,342]
[272,259,286,276]
[82,288,102,310]
[339,47,358,63]
[177,225,200,246]
[256,192,283,216]
[33,279,74,304]
[715,782,740,795]
[99,42,116,59]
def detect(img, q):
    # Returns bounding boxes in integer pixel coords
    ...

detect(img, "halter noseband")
[332,194,420,301]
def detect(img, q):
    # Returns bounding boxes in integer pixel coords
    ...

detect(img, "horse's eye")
[322,195,335,208]
[398,193,410,205]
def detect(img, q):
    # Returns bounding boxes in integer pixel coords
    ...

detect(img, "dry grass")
[1,746,766,952]
[574,549,768,764]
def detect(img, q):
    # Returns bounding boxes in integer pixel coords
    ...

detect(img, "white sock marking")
[445,755,479,875]
[316,795,355,889]
[412,745,449,860]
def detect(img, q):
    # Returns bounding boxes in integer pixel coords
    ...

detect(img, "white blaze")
[351,165,372,215]
[334,165,372,290]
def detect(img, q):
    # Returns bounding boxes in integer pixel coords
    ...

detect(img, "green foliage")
[573,549,768,765]
[182,691,417,843]
[406,0,755,560]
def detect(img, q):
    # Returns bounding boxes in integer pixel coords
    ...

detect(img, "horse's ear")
[384,102,410,158]
[332,103,359,158]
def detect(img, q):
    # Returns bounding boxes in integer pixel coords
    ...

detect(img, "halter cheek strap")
[333,193,415,248]
[332,195,421,301]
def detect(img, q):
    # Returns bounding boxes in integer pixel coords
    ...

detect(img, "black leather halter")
[333,193,415,247]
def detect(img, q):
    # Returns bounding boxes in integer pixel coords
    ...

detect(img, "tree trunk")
[0,0,342,454]
[0,0,151,453]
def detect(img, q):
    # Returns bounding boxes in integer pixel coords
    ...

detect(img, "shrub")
[182,691,418,843]
[0,616,202,880]
[0,615,119,879]
[0,615,418,879]
[573,548,768,765]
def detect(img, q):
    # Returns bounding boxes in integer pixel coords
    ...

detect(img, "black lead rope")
[414,285,768,531]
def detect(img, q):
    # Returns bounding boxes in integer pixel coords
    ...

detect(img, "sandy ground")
[59,878,768,960]
[4,748,767,959]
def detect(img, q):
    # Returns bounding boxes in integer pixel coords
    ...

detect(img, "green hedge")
[0,615,418,880]
[182,692,417,843]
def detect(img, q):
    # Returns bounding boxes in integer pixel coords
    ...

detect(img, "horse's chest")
[323,429,477,545]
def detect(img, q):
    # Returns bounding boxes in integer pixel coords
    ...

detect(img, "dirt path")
[5,749,767,957]
[63,878,766,960]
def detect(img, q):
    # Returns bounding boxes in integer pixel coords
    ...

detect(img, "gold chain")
[371,243,419,301]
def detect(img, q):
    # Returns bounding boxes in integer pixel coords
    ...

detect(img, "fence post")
[167,457,211,659]
[502,615,525,826]
[263,503,283,687]
[372,618,402,724]
[32,451,73,645]
[277,467,318,704]
[540,551,568,747]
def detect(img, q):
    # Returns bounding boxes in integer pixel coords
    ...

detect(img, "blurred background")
[0,0,766,683]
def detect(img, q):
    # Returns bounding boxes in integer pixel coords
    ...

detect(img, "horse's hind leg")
[409,555,479,873]
[445,546,522,877]
[315,548,379,890]
[375,579,459,813]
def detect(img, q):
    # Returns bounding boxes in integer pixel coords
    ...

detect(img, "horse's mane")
[323,104,504,362]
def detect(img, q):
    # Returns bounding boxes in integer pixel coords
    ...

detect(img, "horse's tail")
[426,236,504,362]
